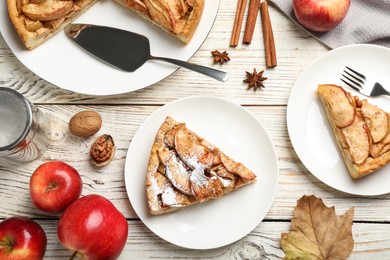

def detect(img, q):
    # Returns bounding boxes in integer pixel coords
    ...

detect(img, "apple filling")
[115,0,203,44]
[123,0,194,34]
[7,0,98,49]
[16,0,79,38]
[8,0,203,49]
[317,84,390,179]
[146,116,256,215]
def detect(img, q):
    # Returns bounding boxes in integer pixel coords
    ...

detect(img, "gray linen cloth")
[270,0,390,49]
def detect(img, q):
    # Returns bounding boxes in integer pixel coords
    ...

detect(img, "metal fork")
[340,66,390,97]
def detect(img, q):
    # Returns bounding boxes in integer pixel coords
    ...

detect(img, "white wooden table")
[1,1,390,259]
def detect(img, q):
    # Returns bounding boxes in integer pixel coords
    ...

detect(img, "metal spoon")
[64,24,228,82]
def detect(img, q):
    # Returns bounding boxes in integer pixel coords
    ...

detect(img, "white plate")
[0,0,219,95]
[287,44,390,196]
[124,96,279,249]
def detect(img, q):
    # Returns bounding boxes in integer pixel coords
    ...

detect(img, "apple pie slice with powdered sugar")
[146,116,257,215]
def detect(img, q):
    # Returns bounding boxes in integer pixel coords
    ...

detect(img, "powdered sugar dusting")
[165,153,193,195]
[161,186,182,207]
[149,167,162,195]
[185,153,201,169]
[190,167,209,188]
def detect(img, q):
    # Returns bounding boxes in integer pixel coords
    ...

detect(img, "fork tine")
[343,70,365,85]
[345,66,366,80]
[341,72,363,88]
[340,78,361,92]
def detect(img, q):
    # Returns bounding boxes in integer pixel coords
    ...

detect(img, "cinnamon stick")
[230,0,248,47]
[260,0,277,68]
[243,0,260,44]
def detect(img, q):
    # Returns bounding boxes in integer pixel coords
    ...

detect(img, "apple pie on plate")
[287,45,390,195]
[124,96,279,249]
[6,0,204,50]
[113,0,204,44]
[317,84,390,179]
[6,0,98,50]
[0,0,218,95]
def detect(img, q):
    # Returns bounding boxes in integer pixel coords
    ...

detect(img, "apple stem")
[70,251,78,260]
[0,238,13,252]
[46,183,58,192]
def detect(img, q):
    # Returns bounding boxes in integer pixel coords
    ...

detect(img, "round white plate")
[287,44,390,196]
[0,0,220,95]
[124,96,279,249]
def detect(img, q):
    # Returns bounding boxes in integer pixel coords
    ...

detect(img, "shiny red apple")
[0,216,47,260]
[293,0,350,32]
[57,194,128,260]
[30,161,82,214]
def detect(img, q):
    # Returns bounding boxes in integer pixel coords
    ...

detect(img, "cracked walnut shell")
[90,134,115,167]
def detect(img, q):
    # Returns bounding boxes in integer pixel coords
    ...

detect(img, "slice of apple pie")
[7,0,98,50]
[146,116,257,215]
[113,0,205,44]
[317,84,390,179]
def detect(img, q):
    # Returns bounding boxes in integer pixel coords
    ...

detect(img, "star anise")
[243,68,267,91]
[211,50,230,64]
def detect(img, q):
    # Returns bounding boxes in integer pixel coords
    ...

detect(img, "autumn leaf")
[281,195,354,260]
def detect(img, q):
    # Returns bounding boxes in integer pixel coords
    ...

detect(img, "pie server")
[64,24,228,82]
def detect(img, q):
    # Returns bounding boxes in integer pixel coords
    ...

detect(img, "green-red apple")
[0,216,47,260]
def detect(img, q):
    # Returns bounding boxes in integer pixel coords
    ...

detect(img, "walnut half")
[90,134,115,167]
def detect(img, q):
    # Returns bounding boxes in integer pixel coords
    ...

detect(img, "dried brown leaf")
[281,195,354,260]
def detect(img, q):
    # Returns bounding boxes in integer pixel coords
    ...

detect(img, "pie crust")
[113,0,204,44]
[7,0,98,50]
[146,116,257,215]
[7,0,204,50]
[317,84,390,179]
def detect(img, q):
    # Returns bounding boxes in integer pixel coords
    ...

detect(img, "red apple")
[0,216,47,260]
[30,161,82,214]
[293,0,350,32]
[58,194,128,260]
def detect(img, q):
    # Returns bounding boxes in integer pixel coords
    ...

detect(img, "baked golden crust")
[7,0,98,50]
[317,84,390,179]
[113,0,204,44]
[7,0,203,50]
[146,116,257,215]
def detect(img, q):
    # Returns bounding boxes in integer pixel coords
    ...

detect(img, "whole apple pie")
[317,84,390,179]
[7,0,204,50]
[146,116,257,215]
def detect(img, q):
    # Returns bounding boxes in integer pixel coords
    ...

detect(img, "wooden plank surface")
[1,105,390,222]
[35,220,390,259]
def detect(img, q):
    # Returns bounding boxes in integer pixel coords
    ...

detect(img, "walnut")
[69,110,102,137]
[90,134,115,167]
